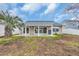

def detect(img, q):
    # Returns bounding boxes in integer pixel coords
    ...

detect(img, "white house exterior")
[62,20,79,35]
[0,22,5,36]
[0,22,21,36]
[0,20,79,36]
[21,21,62,36]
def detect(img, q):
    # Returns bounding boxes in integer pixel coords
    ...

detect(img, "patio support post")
[47,27,48,35]
[21,27,23,36]
[38,26,39,36]
[51,26,53,35]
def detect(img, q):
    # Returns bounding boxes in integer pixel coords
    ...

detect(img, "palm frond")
[0,10,24,31]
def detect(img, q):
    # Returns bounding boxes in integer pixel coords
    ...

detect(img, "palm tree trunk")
[5,26,12,37]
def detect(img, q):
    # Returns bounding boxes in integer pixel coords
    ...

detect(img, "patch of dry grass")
[0,35,79,56]
[64,41,79,47]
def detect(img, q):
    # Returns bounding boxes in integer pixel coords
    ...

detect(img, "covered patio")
[21,21,61,36]
[22,26,53,36]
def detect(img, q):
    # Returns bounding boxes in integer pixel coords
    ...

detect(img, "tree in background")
[64,3,79,19]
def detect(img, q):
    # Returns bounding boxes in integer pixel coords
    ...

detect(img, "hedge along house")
[21,21,62,36]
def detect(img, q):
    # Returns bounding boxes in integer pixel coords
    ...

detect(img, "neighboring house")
[62,20,79,35]
[0,22,21,36]
[0,22,5,36]
[21,21,62,36]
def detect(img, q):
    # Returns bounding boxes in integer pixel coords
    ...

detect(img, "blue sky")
[0,3,71,23]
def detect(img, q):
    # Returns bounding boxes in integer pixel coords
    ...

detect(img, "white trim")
[47,27,48,35]
[51,26,53,35]
[38,26,39,36]
[34,26,36,35]
[22,27,24,36]
[53,27,60,34]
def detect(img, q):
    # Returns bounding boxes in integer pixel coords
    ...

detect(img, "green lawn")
[0,34,63,45]
[0,34,79,56]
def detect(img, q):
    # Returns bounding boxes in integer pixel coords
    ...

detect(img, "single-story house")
[21,21,62,36]
[0,20,79,36]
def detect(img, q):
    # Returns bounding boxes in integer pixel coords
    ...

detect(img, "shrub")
[52,34,63,40]
[53,33,58,35]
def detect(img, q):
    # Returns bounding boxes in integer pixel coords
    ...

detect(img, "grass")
[0,34,63,45]
[0,39,10,45]
[0,34,79,55]
[64,41,79,47]
[0,36,25,45]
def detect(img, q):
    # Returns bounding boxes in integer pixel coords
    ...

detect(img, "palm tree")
[0,10,24,37]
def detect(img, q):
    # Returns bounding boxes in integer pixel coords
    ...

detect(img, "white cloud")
[21,4,48,14]
[43,3,56,15]
[71,17,76,20]
[57,14,65,18]
[9,7,21,17]
[9,8,27,20]
[54,14,66,22]
[9,9,17,16]
[21,3,56,15]
[21,4,40,12]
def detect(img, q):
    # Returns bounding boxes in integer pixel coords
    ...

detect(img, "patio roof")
[25,21,62,27]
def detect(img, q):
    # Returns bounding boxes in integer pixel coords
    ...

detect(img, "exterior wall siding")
[0,24,5,36]
[62,27,79,35]
[12,28,21,35]
[62,21,79,35]
[0,24,21,36]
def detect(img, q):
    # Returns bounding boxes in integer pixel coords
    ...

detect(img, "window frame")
[39,27,47,33]
[53,28,59,32]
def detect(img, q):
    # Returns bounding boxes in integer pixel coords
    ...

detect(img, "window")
[39,28,43,33]
[39,27,47,33]
[23,27,25,33]
[53,28,59,32]
[56,29,59,32]
[44,27,47,33]
[35,27,47,33]
[35,27,38,33]
[26,28,29,33]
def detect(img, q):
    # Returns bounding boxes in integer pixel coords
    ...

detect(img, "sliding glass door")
[34,26,47,34]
